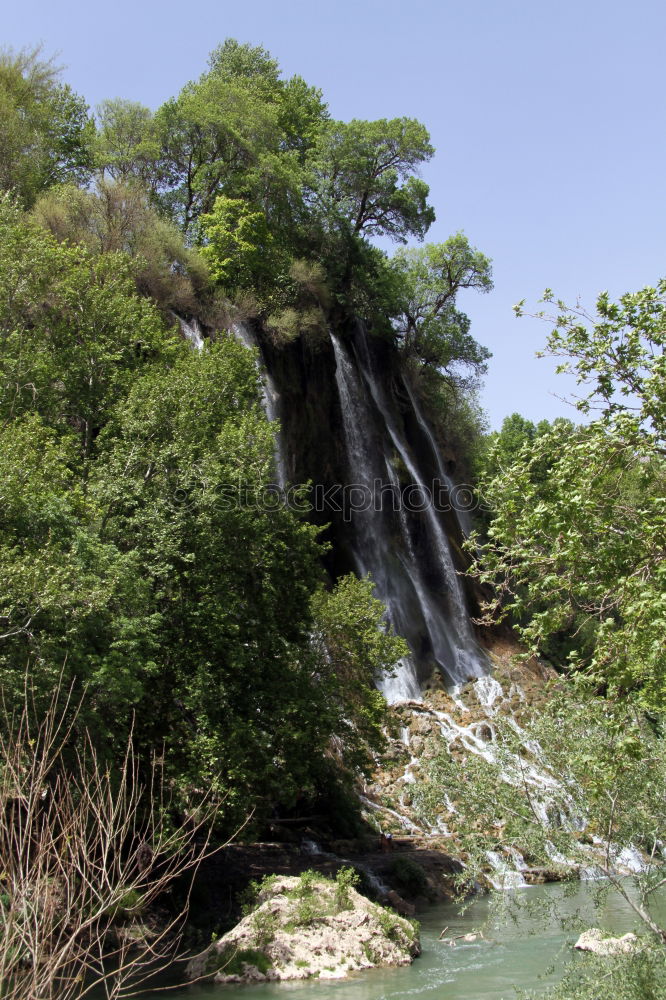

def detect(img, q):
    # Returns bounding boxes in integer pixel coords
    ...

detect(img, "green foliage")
[413,688,666,937]
[535,948,666,1000]
[309,574,408,773]
[0,47,94,206]
[209,946,272,977]
[376,907,408,943]
[32,179,209,312]
[475,422,666,712]
[152,40,326,237]
[391,233,492,379]
[0,196,177,456]
[201,195,283,292]
[523,282,666,437]
[288,870,322,927]
[474,281,666,710]
[472,413,566,537]
[240,873,280,916]
[0,415,160,732]
[90,343,327,813]
[94,98,159,183]
[251,908,279,948]
[309,117,435,243]
[388,857,430,897]
[479,412,555,480]
[294,870,318,897]
[334,866,360,911]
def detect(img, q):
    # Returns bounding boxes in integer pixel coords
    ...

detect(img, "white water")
[403,379,473,538]
[178,315,205,351]
[330,328,487,700]
[330,332,421,702]
[231,323,288,488]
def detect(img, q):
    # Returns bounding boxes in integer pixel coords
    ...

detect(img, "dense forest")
[0,39,664,1000]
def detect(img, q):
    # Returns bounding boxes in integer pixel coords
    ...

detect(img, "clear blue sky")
[5,0,666,427]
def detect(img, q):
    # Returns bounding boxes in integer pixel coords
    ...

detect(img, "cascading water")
[178,315,205,351]
[330,332,421,702]
[330,327,487,701]
[181,310,487,702]
[231,322,288,489]
[403,380,473,539]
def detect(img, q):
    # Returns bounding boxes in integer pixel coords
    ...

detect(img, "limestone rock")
[187,873,420,985]
[574,928,639,956]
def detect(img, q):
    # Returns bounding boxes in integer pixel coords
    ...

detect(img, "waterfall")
[403,380,473,538]
[330,332,421,702]
[178,315,205,351]
[231,323,288,489]
[330,328,487,701]
[180,308,487,701]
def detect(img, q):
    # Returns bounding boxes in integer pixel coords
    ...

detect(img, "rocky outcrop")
[574,928,640,956]
[187,872,420,984]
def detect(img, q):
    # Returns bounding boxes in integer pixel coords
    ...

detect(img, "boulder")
[187,873,420,984]
[574,928,639,956]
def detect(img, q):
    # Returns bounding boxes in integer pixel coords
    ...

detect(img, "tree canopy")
[391,233,493,380]
[474,284,666,713]
[0,47,93,206]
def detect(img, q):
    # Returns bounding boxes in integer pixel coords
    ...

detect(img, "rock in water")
[187,873,420,984]
[574,928,639,956]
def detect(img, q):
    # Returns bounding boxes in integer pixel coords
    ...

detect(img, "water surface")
[133,882,664,1000]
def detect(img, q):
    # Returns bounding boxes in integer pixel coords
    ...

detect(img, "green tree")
[94,97,159,183]
[90,341,329,819]
[477,413,564,486]
[0,47,93,206]
[309,117,435,243]
[0,196,177,459]
[200,195,281,292]
[152,40,326,236]
[474,282,666,711]
[391,233,492,380]
[310,575,408,773]
[0,415,159,738]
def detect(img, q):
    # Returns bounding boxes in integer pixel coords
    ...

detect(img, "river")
[129,882,665,1000]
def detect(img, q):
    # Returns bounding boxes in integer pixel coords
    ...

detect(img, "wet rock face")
[187,873,420,984]
[254,318,487,695]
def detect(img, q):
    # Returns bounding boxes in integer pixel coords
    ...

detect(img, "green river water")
[131,882,665,1000]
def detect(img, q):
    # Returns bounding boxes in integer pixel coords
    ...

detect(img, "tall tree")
[152,40,327,236]
[94,98,158,183]
[0,47,94,206]
[390,233,493,381]
[308,117,435,244]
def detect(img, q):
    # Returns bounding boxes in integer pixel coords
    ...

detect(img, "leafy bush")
[334,866,360,911]
[388,857,430,897]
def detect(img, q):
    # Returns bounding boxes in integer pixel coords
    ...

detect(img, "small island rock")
[574,928,639,956]
[187,871,420,984]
